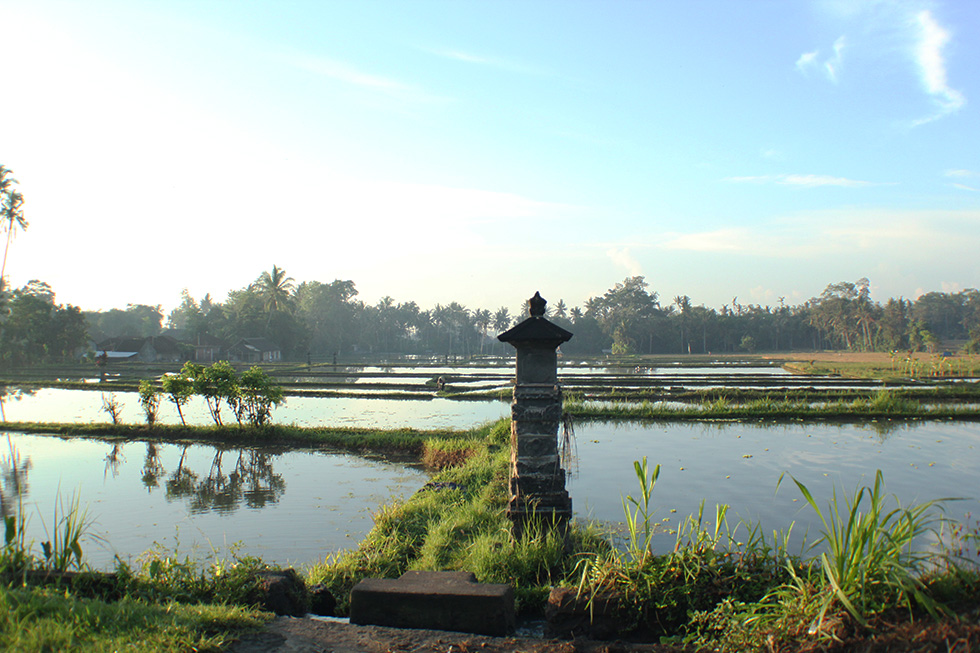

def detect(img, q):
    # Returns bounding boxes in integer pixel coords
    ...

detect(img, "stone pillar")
[497,292,573,536]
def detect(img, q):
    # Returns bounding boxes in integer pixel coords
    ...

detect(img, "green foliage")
[38,491,96,573]
[138,380,161,426]
[622,457,659,563]
[233,366,285,427]
[160,371,194,426]
[174,362,285,428]
[1,482,97,575]
[126,543,271,607]
[0,281,88,367]
[786,470,948,628]
[0,585,267,652]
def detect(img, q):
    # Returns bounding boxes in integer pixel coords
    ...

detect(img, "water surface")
[0,432,427,569]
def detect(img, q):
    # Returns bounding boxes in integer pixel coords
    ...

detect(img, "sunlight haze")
[2,0,978,315]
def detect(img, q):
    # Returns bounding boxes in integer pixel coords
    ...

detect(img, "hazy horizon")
[2,0,978,316]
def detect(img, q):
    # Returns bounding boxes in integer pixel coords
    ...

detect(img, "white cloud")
[658,208,980,260]
[278,51,446,105]
[285,53,412,92]
[910,10,965,125]
[606,247,643,276]
[725,174,877,188]
[795,36,845,83]
[945,169,979,191]
[946,169,980,179]
[423,47,543,75]
[795,50,818,72]
[825,36,846,83]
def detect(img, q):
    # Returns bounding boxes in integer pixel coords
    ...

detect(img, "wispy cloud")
[279,51,446,105]
[725,174,878,188]
[945,169,979,191]
[658,209,980,258]
[795,35,845,83]
[423,47,543,75]
[910,10,965,125]
[286,53,410,91]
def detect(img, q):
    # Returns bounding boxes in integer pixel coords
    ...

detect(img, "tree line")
[4,267,978,367]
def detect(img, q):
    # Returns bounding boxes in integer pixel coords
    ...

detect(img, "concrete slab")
[349,571,515,636]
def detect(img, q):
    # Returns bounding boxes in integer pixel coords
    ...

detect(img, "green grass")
[0,421,477,459]
[5,410,980,649]
[782,354,980,380]
[306,419,607,614]
[0,585,268,652]
[564,388,980,422]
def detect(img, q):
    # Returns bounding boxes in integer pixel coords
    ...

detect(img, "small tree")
[161,371,194,426]
[101,393,122,425]
[234,366,285,427]
[138,380,161,426]
[187,360,238,426]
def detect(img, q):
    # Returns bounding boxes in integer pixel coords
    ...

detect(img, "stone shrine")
[497,292,573,536]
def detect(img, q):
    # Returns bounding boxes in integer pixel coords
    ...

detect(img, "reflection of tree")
[165,445,199,500]
[1,437,31,519]
[104,443,125,479]
[854,421,905,441]
[141,443,165,489]
[0,385,38,422]
[163,445,285,514]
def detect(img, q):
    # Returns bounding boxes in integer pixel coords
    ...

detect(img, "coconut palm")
[256,265,295,313]
[253,265,296,333]
[473,308,492,354]
[1,165,27,284]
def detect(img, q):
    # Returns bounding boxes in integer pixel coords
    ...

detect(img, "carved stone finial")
[528,292,546,317]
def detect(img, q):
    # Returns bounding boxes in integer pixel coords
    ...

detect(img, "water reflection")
[1,388,508,429]
[1,436,32,518]
[569,420,980,560]
[166,447,286,514]
[1,432,427,569]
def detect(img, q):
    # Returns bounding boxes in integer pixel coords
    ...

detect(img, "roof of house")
[160,330,226,348]
[231,337,281,353]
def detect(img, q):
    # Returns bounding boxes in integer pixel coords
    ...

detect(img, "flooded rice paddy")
[2,357,977,568]
[0,432,426,569]
[568,420,980,557]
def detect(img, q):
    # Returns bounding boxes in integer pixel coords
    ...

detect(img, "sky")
[1,0,979,317]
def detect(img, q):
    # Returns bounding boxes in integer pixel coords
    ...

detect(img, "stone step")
[349,571,515,636]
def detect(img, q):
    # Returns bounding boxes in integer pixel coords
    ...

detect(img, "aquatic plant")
[785,470,949,628]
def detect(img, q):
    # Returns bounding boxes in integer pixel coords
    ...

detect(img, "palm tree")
[255,265,295,329]
[1,165,27,284]
[474,308,492,354]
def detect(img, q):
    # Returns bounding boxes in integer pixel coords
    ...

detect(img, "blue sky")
[1,0,978,315]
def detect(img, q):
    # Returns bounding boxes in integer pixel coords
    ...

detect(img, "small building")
[228,337,282,363]
[162,330,228,363]
[96,335,182,363]
[189,333,227,363]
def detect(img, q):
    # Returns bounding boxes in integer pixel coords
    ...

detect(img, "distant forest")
[2,268,979,366]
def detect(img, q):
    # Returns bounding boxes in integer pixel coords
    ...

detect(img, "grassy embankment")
[6,357,980,649]
[5,414,980,650]
[305,418,980,651]
[0,421,485,651]
[777,351,980,380]
[564,388,980,422]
